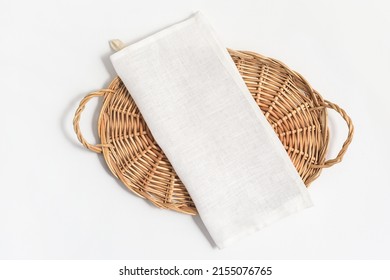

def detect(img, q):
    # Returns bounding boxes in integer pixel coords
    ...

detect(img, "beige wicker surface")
[73,49,354,215]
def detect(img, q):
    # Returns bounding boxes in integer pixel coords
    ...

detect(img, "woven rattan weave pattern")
[73,49,354,215]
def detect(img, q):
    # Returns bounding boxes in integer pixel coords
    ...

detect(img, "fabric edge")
[110,11,202,63]
[217,195,314,249]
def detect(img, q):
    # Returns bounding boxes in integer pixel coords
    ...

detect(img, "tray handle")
[73,89,113,153]
[311,100,354,168]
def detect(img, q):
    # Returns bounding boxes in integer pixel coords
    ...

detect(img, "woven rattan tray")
[73,49,354,215]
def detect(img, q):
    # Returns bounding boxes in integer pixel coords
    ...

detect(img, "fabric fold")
[110,12,312,249]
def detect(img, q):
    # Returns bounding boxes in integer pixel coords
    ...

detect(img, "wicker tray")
[73,49,354,215]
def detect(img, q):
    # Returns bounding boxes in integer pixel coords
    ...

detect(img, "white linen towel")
[110,12,313,248]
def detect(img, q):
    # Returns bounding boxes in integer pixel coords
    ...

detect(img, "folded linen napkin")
[110,12,313,248]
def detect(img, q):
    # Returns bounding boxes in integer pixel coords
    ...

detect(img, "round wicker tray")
[73,49,354,215]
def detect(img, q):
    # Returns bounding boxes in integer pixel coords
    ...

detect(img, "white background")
[0,0,389,259]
